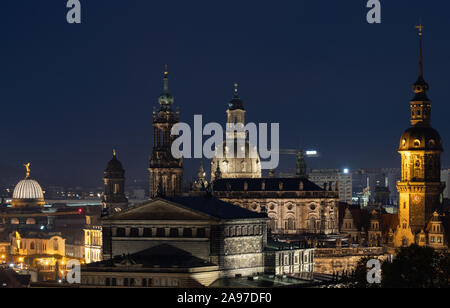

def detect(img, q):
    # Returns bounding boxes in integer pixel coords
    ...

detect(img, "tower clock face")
[413,195,422,204]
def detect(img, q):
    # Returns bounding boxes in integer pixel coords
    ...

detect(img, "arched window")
[286,217,295,230]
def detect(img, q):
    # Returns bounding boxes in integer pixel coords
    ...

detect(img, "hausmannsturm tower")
[394,25,446,249]
[149,67,183,198]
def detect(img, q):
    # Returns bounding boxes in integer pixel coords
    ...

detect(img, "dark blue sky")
[1,0,449,188]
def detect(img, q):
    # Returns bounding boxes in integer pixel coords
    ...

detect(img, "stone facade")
[85,197,315,287]
[393,33,447,249]
[211,84,261,181]
[101,198,268,278]
[313,247,389,275]
[265,247,315,275]
[149,68,183,198]
[212,178,339,235]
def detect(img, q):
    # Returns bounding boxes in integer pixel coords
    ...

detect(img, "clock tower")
[394,25,446,248]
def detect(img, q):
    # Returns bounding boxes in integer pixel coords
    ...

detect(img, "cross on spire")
[416,23,424,36]
[415,23,424,78]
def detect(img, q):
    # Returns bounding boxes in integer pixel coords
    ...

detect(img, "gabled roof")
[338,202,398,233]
[167,196,267,220]
[103,196,267,221]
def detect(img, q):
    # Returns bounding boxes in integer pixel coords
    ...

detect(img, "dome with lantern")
[211,84,261,180]
[12,163,45,208]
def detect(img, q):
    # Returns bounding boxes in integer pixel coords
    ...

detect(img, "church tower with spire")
[394,25,446,248]
[149,66,183,198]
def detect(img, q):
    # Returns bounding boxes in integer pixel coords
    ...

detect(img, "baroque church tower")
[211,84,261,180]
[394,26,446,248]
[149,67,183,198]
[102,150,128,214]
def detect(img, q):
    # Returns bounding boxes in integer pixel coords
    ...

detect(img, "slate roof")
[12,230,62,239]
[167,196,267,220]
[213,177,324,192]
[338,202,398,233]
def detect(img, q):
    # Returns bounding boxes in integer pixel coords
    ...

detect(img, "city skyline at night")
[1,1,450,188]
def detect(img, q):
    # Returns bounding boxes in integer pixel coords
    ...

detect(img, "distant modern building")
[309,169,352,204]
[351,168,401,206]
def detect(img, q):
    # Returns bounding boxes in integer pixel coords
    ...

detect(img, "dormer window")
[414,139,421,147]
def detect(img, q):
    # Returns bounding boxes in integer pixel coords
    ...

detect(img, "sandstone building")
[85,196,314,287]
[393,27,447,249]
[210,84,261,180]
[212,177,339,235]
[149,68,183,198]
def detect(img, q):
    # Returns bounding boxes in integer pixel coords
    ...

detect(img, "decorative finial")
[113,149,117,157]
[415,22,424,78]
[162,64,169,93]
[24,163,31,179]
[234,83,238,96]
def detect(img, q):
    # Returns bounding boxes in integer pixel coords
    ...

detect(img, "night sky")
[1,1,449,188]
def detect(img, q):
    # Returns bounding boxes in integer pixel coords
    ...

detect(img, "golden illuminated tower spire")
[393,25,446,249]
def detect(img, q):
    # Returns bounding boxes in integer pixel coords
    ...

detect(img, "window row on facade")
[223,224,262,237]
[113,227,208,238]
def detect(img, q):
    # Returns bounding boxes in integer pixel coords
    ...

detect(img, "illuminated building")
[149,67,183,198]
[11,164,45,208]
[84,196,314,287]
[309,169,352,204]
[10,231,67,281]
[84,226,102,263]
[211,83,261,181]
[393,26,446,248]
[212,178,339,235]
